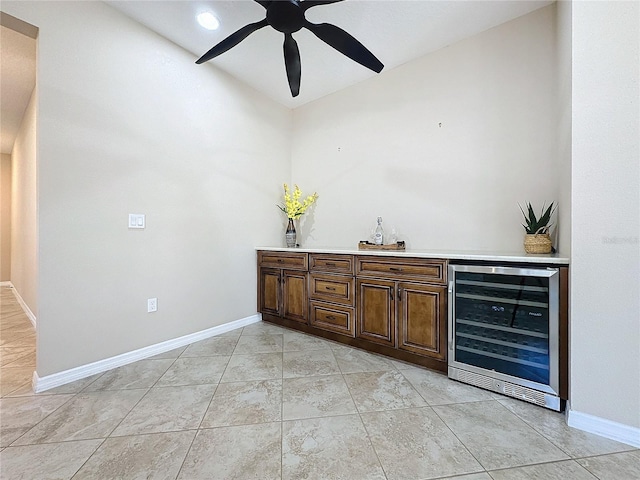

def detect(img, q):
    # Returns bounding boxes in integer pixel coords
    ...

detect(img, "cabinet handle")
[277,259,283,263]
[390,289,394,301]
[325,262,336,267]
[389,267,403,272]
[326,315,336,320]
[398,287,403,300]
[325,286,336,291]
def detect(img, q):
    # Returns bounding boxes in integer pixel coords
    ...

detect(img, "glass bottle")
[374,216,384,245]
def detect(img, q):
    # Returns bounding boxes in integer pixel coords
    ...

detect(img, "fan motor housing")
[267,0,305,33]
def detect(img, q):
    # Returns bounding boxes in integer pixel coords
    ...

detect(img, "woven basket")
[524,230,552,254]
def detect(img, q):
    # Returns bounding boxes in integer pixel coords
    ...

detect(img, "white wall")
[570,0,640,430]
[292,5,560,253]
[1,153,11,281]
[9,87,37,312]
[555,0,572,256]
[3,1,292,377]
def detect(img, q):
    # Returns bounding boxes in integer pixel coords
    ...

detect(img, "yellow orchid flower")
[277,183,318,219]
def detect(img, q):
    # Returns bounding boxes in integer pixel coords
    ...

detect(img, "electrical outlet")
[147,298,157,313]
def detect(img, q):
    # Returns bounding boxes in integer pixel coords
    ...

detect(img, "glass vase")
[285,218,297,248]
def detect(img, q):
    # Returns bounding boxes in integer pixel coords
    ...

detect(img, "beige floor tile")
[0,439,103,480]
[0,303,25,318]
[201,379,282,427]
[0,347,34,367]
[148,345,187,359]
[241,321,288,336]
[498,398,636,458]
[0,366,35,397]
[344,370,427,412]
[181,335,239,357]
[9,373,105,396]
[488,459,599,479]
[333,345,397,374]
[576,450,640,480]
[441,474,493,480]
[155,355,229,386]
[361,407,483,480]
[233,334,283,354]
[216,327,243,338]
[178,423,281,479]
[282,331,332,351]
[389,358,425,370]
[112,384,216,436]
[73,430,196,480]
[282,349,341,378]
[282,415,386,480]
[0,394,74,447]
[220,352,283,383]
[1,322,34,336]
[282,374,357,420]
[12,389,147,445]
[433,401,569,470]
[401,367,494,405]
[0,334,35,348]
[2,351,35,369]
[82,359,174,391]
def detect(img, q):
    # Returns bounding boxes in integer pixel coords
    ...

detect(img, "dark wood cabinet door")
[259,268,281,317]
[398,282,446,360]
[283,270,308,324]
[356,278,395,347]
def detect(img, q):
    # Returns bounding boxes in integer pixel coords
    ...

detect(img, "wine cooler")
[448,264,562,410]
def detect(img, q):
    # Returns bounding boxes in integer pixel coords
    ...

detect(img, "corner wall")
[0,153,11,281]
[9,87,37,313]
[292,5,560,253]
[3,1,292,377]
[570,0,640,431]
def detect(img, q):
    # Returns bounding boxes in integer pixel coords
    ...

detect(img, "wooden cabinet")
[308,254,356,337]
[357,278,395,346]
[355,256,448,361]
[258,251,308,324]
[257,249,448,371]
[397,282,446,360]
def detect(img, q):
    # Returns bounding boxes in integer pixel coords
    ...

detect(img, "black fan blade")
[301,0,344,12]
[254,0,272,8]
[196,19,269,64]
[283,33,301,97]
[304,21,383,73]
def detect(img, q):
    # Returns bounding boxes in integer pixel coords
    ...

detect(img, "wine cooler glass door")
[450,265,559,394]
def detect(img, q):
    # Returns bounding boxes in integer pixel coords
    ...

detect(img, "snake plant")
[520,202,556,234]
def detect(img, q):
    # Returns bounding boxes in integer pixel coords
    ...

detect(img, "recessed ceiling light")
[197,11,220,31]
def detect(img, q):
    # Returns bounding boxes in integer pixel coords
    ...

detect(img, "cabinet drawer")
[309,301,355,337]
[309,254,354,274]
[309,273,355,306]
[258,251,308,270]
[356,256,447,284]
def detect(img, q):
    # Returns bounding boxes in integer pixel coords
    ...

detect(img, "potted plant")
[520,202,556,254]
[278,184,318,248]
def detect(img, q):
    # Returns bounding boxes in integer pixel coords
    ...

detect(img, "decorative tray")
[358,241,406,251]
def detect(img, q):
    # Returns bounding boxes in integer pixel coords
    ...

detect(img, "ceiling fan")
[196,0,384,97]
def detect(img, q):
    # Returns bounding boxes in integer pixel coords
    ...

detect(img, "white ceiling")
[106,0,554,108]
[0,0,553,154]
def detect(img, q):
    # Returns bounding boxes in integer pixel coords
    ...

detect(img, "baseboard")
[2,281,37,328]
[33,313,262,393]
[567,407,640,448]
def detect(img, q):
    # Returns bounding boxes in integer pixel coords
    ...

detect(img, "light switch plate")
[129,214,145,229]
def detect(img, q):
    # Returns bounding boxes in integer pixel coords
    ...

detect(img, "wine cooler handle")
[448,280,454,351]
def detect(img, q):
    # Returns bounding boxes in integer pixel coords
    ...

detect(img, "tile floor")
[1,285,638,479]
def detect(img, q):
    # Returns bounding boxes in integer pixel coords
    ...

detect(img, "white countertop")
[256,246,570,265]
